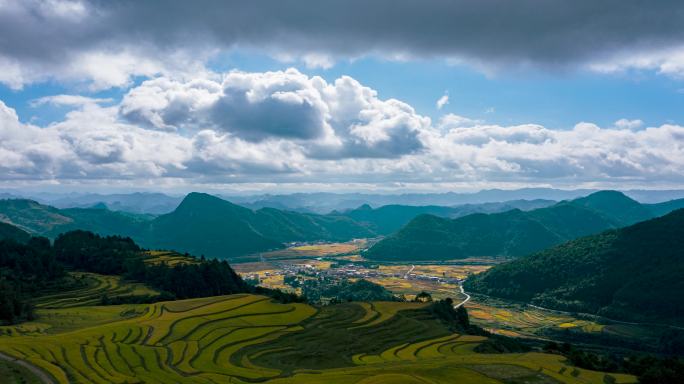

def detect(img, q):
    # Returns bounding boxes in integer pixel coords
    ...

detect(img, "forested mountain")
[0,236,63,323]
[255,207,374,242]
[341,199,554,235]
[55,230,250,300]
[365,191,684,261]
[0,229,253,324]
[144,193,375,259]
[144,193,285,258]
[464,209,684,325]
[569,190,655,225]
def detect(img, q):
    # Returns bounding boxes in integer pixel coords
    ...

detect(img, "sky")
[1,0,684,193]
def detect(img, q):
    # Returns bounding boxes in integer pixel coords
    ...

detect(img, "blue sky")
[1,1,684,192]
[232,55,684,129]
[5,52,684,130]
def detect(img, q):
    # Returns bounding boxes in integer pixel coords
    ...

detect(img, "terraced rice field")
[466,298,609,338]
[144,251,198,266]
[33,272,159,309]
[0,294,637,384]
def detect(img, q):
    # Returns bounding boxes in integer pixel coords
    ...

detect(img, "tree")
[414,291,433,302]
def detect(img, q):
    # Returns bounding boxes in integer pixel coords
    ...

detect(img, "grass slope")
[465,208,684,325]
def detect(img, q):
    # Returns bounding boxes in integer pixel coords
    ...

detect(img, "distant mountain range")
[40,192,183,215]
[5,187,684,214]
[464,208,684,325]
[0,193,564,259]
[365,191,684,261]
[228,189,594,213]
[3,190,684,261]
[227,188,684,212]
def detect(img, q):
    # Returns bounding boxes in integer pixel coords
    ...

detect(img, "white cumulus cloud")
[614,118,644,130]
[1,70,684,188]
[436,93,449,109]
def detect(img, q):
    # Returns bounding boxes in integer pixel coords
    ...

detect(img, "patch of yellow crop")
[468,310,495,320]
[490,329,522,337]
[582,323,606,332]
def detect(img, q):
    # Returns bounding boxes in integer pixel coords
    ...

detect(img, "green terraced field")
[0,294,637,384]
[143,250,198,266]
[33,272,160,309]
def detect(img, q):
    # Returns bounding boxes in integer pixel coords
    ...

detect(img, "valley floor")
[233,241,674,354]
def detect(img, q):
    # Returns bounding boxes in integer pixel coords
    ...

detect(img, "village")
[243,260,463,289]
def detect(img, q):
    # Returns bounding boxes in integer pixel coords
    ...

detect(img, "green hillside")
[464,208,684,325]
[142,193,375,259]
[342,200,554,235]
[254,206,374,242]
[0,199,151,238]
[569,190,655,225]
[144,193,285,258]
[365,191,679,261]
[0,222,30,243]
[0,199,74,233]
[0,194,375,260]
[44,207,150,238]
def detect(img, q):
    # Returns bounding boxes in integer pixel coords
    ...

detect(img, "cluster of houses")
[243,261,462,287]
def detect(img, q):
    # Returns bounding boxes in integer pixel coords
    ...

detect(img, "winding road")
[403,264,415,279]
[0,352,55,384]
[454,284,471,308]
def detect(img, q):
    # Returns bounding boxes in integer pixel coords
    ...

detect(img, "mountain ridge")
[365,190,684,261]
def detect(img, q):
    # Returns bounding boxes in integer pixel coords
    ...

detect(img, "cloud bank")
[1,69,683,188]
[2,1,684,89]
